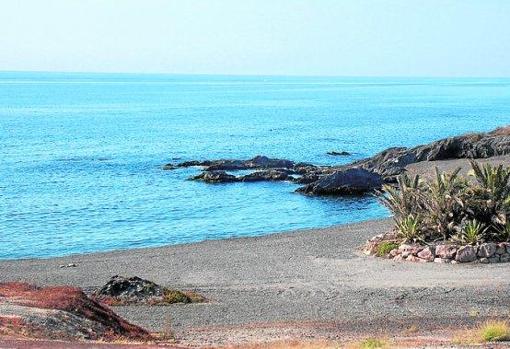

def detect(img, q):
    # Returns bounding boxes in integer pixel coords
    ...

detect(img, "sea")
[1,72,509,259]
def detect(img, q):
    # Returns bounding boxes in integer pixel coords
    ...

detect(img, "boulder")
[477,243,497,258]
[455,245,477,263]
[296,168,383,195]
[95,276,165,300]
[417,246,435,262]
[435,244,458,259]
[191,170,238,183]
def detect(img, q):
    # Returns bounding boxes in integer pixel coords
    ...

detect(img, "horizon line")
[1,69,510,79]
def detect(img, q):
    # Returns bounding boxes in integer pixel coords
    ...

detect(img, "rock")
[417,246,435,262]
[191,170,238,183]
[398,244,423,258]
[179,155,295,171]
[296,168,383,195]
[345,126,510,180]
[0,282,150,341]
[393,255,405,262]
[495,243,507,255]
[488,256,501,263]
[93,276,201,306]
[500,253,510,262]
[479,257,490,264]
[406,255,422,262]
[162,163,177,170]
[477,243,497,258]
[327,151,351,156]
[455,245,477,263]
[96,276,165,300]
[435,244,458,259]
[59,263,77,268]
[240,169,293,182]
[293,172,321,184]
[434,257,451,264]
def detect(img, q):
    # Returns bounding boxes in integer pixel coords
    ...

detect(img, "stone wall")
[364,233,510,264]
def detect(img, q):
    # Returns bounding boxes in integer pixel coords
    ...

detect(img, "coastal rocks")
[176,155,295,171]
[0,282,150,341]
[162,163,177,170]
[296,168,383,195]
[93,275,204,305]
[239,169,294,182]
[191,170,238,183]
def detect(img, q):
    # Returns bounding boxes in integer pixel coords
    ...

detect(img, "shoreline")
[2,215,509,346]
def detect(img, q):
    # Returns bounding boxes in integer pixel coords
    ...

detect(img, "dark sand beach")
[2,157,510,347]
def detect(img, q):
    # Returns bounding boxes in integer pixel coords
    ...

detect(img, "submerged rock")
[327,151,351,156]
[296,168,383,195]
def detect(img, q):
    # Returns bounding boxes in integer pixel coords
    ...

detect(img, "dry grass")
[479,320,510,342]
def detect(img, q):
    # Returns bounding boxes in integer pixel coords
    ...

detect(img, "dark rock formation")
[0,282,150,341]
[95,276,164,300]
[93,275,204,305]
[177,155,295,171]
[350,126,510,179]
[191,170,238,183]
[327,151,351,156]
[239,169,294,182]
[166,125,510,195]
[162,163,177,170]
[297,168,383,195]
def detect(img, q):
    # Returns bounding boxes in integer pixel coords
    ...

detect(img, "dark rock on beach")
[296,168,383,195]
[191,170,238,183]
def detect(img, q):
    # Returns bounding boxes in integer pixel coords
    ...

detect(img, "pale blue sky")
[1,0,509,76]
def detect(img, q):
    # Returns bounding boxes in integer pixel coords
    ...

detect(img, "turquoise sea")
[2,72,510,259]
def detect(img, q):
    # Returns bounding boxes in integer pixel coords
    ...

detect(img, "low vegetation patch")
[357,338,387,349]
[479,320,510,342]
[375,241,399,257]
[365,161,510,264]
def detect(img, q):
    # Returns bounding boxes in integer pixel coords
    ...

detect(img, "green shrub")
[379,161,510,244]
[376,241,399,257]
[479,321,510,342]
[358,338,387,349]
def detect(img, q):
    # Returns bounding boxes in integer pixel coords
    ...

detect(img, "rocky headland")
[164,126,510,195]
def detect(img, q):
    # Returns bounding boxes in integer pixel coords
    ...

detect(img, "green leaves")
[379,161,510,244]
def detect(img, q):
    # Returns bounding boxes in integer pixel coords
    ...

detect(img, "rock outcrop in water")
[164,126,510,195]
[297,168,384,195]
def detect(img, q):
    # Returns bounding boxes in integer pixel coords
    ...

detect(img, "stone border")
[363,233,510,264]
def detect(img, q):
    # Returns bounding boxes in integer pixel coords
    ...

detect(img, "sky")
[0,0,509,77]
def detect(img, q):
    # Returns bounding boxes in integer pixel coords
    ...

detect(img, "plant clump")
[479,321,510,342]
[364,161,510,264]
[380,161,510,245]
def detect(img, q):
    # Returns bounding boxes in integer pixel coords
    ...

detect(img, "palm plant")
[455,220,486,245]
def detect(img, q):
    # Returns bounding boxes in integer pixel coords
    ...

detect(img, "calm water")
[2,72,510,259]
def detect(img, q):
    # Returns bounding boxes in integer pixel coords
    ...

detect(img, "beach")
[2,187,510,347]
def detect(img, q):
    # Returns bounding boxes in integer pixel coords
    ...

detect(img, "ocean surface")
[2,72,510,259]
